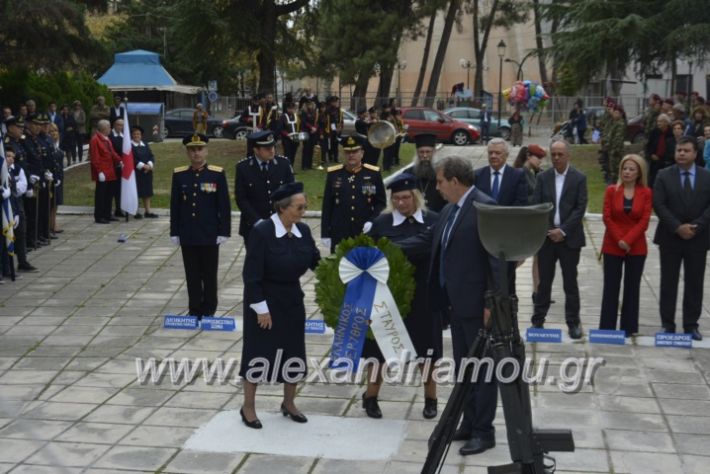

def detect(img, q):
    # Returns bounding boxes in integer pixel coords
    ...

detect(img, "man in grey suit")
[653,136,710,341]
[531,139,588,339]
[399,155,501,456]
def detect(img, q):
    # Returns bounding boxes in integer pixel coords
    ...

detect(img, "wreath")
[315,233,416,340]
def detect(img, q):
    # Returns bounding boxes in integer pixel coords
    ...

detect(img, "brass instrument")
[367,120,397,149]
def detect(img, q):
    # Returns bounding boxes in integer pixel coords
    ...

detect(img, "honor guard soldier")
[23,113,51,247]
[320,134,386,252]
[235,130,295,242]
[170,134,231,319]
[325,96,344,163]
[412,134,446,212]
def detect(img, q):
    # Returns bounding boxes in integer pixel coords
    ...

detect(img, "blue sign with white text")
[655,333,692,348]
[201,317,236,332]
[305,320,326,334]
[526,328,562,343]
[163,315,199,330]
[589,329,626,345]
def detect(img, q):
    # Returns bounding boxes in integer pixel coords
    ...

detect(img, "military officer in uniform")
[170,134,231,319]
[412,134,446,212]
[23,114,51,247]
[235,130,295,242]
[321,134,386,252]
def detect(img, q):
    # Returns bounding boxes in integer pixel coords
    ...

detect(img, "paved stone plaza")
[1,146,710,473]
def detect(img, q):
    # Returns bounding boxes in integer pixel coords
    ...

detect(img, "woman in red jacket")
[600,154,652,336]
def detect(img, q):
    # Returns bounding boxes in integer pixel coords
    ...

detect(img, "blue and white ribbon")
[330,247,417,371]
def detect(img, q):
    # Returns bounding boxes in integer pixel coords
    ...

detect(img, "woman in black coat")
[239,182,320,429]
[130,126,157,218]
[361,173,441,419]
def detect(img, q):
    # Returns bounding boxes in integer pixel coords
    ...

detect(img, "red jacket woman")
[599,154,652,336]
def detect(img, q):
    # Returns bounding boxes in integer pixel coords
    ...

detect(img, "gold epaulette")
[327,164,344,172]
[363,163,380,172]
[173,166,189,173]
[207,165,224,172]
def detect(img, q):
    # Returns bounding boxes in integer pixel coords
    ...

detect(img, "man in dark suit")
[235,131,295,242]
[399,155,501,456]
[474,137,528,295]
[412,134,446,212]
[109,95,125,126]
[531,139,588,339]
[653,136,710,341]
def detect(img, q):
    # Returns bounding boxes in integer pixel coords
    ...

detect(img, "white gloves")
[321,238,331,249]
[216,236,228,245]
[98,172,106,182]
[55,180,61,186]
[170,236,180,245]
[13,214,19,229]
[363,221,373,234]
[1,187,10,200]
[44,171,53,181]
[136,162,145,170]
[29,175,39,184]
[25,189,34,198]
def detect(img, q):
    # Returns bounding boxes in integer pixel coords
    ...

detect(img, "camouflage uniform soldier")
[607,104,626,182]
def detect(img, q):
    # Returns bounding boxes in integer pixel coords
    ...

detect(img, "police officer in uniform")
[412,134,446,212]
[321,134,386,252]
[235,130,295,242]
[23,114,51,247]
[170,134,231,319]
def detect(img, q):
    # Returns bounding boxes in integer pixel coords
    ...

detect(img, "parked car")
[400,107,480,145]
[443,107,511,140]
[164,108,225,138]
[222,114,251,140]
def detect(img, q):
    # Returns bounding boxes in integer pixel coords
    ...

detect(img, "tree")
[423,0,461,107]
[531,0,547,84]
[411,12,437,106]
[0,0,103,72]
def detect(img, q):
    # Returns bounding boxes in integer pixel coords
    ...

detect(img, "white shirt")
[554,165,569,227]
[131,140,145,147]
[111,130,122,138]
[392,208,424,227]
[489,164,506,192]
[249,214,302,315]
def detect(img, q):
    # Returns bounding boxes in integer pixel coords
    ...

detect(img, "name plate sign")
[526,328,562,343]
[589,329,626,345]
[163,315,198,330]
[201,317,236,332]
[305,320,326,334]
[655,333,692,348]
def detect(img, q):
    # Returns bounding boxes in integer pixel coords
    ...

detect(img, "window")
[423,110,442,122]
[449,110,467,119]
[403,110,423,120]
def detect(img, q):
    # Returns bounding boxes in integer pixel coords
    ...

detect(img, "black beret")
[272,181,304,202]
[386,173,417,193]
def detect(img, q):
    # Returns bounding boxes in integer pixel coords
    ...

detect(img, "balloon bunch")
[502,80,550,112]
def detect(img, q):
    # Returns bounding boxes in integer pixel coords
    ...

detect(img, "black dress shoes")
[144,212,159,218]
[664,327,676,334]
[281,403,308,423]
[95,219,110,224]
[531,320,545,329]
[362,393,382,419]
[452,427,472,441]
[239,408,262,429]
[134,213,143,219]
[568,324,583,340]
[114,210,126,218]
[423,398,437,419]
[688,328,703,341]
[459,436,495,455]
[17,263,38,272]
[108,217,119,222]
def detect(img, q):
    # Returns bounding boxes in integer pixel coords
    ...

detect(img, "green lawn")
[569,143,644,213]
[63,141,416,211]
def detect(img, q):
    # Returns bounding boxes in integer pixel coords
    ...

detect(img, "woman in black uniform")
[239,182,320,429]
[362,173,441,419]
[131,126,157,218]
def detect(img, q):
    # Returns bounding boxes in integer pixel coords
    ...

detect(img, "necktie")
[439,204,460,287]
[261,161,268,173]
[491,171,500,201]
[683,171,692,198]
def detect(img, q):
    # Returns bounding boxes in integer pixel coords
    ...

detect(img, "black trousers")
[37,186,50,240]
[24,196,37,247]
[13,200,28,265]
[282,137,298,166]
[393,136,402,165]
[113,165,122,213]
[599,253,646,335]
[94,181,113,222]
[363,143,380,167]
[181,244,219,318]
[327,132,339,162]
[383,143,396,171]
[445,296,497,440]
[659,244,708,332]
[532,238,581,326]
[302,135,316,169]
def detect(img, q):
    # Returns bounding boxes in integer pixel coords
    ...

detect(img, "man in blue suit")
[400,155,501,456]
[474,138,528,295]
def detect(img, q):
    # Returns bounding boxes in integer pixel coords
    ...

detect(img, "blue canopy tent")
[98,50,200,108]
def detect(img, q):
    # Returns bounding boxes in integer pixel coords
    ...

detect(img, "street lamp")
[459,58,474,91]
[505,50,536,81]
[497,39,506,128]
[394,60,407,103]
